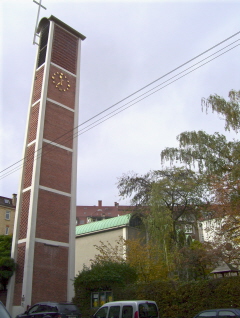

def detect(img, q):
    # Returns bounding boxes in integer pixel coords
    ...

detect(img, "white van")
[92,300,159,318]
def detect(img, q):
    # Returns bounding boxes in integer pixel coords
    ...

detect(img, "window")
[5,226,9,235]
[198,311,217,317]
[37,22,49,67]
[28,305,40,314]
[46,306,58,313]
[4,199,10,204]
[139,303,158,318]
[109,306,120,318]
[94,306,108,318]
[122,306,133,318]
[91,291,113,308]
[219,311,236,317]
[5,211,10,220]
[38,305,48,313]
[185,224,193,233]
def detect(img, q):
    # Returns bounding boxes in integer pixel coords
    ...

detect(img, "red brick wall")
[19,190,31,240]
[28,103,40,144]
[32,242,68,304]
[51,25,78,75]
[23,144,35,189]
[13,243,26,305]
[43,100,74,149]
[36,189,70,242]
[39,141,72,193]
[47,64,76,109]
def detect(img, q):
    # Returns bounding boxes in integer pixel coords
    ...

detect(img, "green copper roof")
[76,214,131,236]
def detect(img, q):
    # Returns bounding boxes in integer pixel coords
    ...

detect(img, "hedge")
[73,276,240,318]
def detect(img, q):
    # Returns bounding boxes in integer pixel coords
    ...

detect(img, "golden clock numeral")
[52,72,70,92]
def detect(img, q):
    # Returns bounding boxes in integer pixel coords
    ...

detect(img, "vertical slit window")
[37,22,50,68]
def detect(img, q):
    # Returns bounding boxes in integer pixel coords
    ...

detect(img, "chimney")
[12,193,17,206]
[98,200,102,207]
[114,202,119,207]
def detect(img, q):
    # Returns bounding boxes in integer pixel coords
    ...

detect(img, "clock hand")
[56,77,64,86]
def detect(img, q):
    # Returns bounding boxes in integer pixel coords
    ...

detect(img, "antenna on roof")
[33,0,47,45]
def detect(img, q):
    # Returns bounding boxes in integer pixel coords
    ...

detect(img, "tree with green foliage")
[118,167,207,233]
[161,131,240,179]
[0,235,16,290]
[161,90,240,176]
[176,241,215,281]
[161,89,240,245]
[74,261,137,290]
[90,238,170,283]
[202,89,240,133]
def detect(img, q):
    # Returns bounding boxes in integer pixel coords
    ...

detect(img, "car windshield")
[58,304,80,314]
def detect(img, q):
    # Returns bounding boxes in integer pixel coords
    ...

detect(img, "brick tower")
[7,16,85,316]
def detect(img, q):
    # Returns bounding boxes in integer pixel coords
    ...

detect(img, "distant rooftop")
[0,194,17,207]
[211,261,239,274]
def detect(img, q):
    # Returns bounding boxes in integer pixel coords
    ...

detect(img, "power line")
[75,43,240,137]
[32,40,240,155]
[1,43,239,181]
[0,34,239,180]
[1,40,239,180]
[1,31,239,176]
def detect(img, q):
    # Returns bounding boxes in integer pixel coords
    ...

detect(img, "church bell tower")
[7,16,85,316]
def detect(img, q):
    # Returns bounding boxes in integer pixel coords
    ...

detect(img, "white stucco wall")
[75,226,142,275]
[75,228,125,274]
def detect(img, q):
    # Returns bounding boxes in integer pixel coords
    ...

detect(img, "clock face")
[51,72,71,92]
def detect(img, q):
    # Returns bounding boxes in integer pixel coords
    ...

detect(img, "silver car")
[0,301,12,318]
[194,308,240,318]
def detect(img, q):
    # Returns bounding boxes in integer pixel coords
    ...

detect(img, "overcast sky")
[0,0,239,206]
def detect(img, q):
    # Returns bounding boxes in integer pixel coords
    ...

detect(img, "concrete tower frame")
[7,16,85,317]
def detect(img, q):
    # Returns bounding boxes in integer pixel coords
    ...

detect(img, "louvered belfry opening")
[37,21,50,68]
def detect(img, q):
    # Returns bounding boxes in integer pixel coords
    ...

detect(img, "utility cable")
[0,35,239,180]
[1,31,239,175]
[1,43,239,180]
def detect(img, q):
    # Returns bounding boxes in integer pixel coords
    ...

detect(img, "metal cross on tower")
[33,0,47,45]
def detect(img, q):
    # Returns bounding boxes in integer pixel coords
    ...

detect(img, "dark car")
[193,308,240,318]
[16,302,81,318]
[0,301,12,318]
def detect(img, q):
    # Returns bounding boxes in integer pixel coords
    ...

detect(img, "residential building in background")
[76,200,136,225]
[0,195,17,236]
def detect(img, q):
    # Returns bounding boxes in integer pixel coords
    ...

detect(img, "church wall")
[31,242,68,304]
[75,228,125,274]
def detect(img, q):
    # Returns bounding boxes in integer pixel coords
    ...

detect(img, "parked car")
[0,301,12,318]
[15,302,81,318]
[193,308,240,318]
[92,300,159,318]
